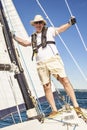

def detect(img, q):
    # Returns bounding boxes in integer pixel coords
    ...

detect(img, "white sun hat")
[30,15,47,26]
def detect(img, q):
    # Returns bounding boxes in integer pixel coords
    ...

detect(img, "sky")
[13,0,87,90]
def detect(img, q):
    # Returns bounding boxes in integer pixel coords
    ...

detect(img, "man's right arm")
[13,35,31,47]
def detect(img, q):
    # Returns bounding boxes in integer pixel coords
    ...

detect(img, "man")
[13,14,83,117]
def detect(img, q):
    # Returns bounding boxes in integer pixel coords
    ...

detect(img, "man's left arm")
[56,16,76,34]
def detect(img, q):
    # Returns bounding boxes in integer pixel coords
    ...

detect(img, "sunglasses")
[34,21,43,24]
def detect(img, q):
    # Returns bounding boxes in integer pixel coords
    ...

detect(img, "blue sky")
[13,0,87,89]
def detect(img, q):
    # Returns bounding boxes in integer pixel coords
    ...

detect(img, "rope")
[6,72,23,122]
[35,0,87,81]
[16,46,43,114]
[51,76,67,107]
[64,0,87,51]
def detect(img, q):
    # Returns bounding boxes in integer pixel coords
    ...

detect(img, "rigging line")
[36,0,54,27]
[51,76,66,107]
[16,47,43,113]
[2,0,43,113]
[58,34,87,80]
[64,0,87,51]
[6,72,22,122]
[35,0,87,81]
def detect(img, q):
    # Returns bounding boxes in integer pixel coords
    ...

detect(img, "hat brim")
[30,20,46,26]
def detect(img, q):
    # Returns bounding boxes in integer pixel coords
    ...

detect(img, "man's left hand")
[68,16,76,25]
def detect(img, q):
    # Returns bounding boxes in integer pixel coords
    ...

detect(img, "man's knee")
[59,77,70,86]
[43,82,51,91]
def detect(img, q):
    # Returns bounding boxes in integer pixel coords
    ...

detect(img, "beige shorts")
[37,55,66,85]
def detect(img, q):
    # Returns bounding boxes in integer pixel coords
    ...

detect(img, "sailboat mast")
[0,1,37,117]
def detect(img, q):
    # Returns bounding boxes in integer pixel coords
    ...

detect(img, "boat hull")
[1,107,87,130]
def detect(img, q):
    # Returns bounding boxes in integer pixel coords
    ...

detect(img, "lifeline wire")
[35,0,87,81]
[65,0,87,51]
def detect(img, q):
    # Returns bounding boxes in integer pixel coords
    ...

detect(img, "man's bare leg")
[57,76,87,120]
[43,82,57,112]
[57,76,79,107]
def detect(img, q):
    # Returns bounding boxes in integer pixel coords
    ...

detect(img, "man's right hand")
[10,31,16,39]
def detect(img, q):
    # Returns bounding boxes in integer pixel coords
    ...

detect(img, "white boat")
[1,106,87,130]
[0,0,87,130]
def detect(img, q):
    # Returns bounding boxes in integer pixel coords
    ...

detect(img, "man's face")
[34,21,44,33]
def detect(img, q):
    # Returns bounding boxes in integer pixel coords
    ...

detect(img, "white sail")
[1,0,45,97]
[0,0,45,112]
[0,22,24,111]
[0,23,10,64]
